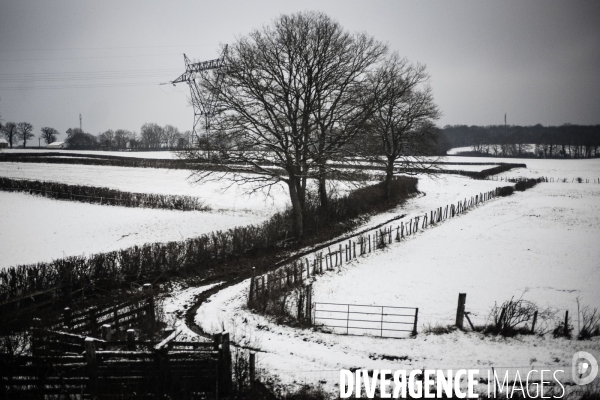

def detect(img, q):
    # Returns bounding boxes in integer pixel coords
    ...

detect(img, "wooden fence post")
[306,284,313,325]
[214,332,222,398]
[455,293,466,329]
[221,332,232,396]
[127,329,135,351]
[102,324,112,343]
[249,267,255,305]
[143,283,152,295]
[146,296,156,327]
[564,310,569,336]
[412,308,419,337]
[64,307,72,330]
[90,307,98,337]
[249,352,256,388]
[531,310,538,333]
[85,338,98,397]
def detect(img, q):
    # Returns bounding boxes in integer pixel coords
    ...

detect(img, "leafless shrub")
[486,295,557,337]
[578,305,600,340]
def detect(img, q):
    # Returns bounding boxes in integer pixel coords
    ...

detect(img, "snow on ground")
[195,173,600,395]
[445,153,600,182]
[161,282,221,341]
[1,149,178,159]
[0,162,290,215]
[0,191,267,270]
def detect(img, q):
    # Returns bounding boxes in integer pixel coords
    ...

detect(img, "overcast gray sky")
[1,0,599,141]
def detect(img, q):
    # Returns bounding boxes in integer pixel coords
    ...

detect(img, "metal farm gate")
[313,303,418,338]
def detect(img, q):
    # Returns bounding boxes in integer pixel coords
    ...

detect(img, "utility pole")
[79,113,82,131]
[504,113,507,135]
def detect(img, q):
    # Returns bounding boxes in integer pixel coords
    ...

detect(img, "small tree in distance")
[17,122,34,148]
[2,122,18,148]
[40,127,59,145]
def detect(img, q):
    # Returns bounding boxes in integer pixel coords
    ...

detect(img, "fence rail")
[313,302,418,338]
[1,328,232,398]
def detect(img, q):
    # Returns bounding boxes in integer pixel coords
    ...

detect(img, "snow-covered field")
[0,191,268,270]
[0,162,290,215]
[446,149,600,181]
[195,158,600,395]
[1,148,178,159]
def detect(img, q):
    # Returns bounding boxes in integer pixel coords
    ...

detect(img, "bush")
[577,306,600,340]
[514,178,539,191]
[496,186,514,196]
[481,296,556,337]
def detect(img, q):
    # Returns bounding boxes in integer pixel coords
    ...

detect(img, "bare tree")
[98,129,115,148]
[2,122,18,148]
[358,53,441,199]
[114,129,132,149]
[180,11,386,238]
[17,122,34,148]
[40,127,59,144]
[140,123,164,149]
[163,125,181,148]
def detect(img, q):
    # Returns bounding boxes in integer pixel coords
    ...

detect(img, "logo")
[572,351,598,386]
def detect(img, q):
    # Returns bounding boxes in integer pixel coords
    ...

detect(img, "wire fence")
[487,175,600,183]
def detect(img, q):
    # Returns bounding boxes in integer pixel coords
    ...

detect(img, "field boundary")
[0,176,209,211]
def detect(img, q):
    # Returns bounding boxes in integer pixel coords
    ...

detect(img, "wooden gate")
[0,332,231,398]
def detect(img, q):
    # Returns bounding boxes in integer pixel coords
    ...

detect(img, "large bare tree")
[360,53,441,198]
[180,11,386,238]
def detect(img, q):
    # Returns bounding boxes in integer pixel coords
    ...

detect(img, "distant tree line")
[67,124,192,150]
[442,124,600,158]
[1,120,191,150]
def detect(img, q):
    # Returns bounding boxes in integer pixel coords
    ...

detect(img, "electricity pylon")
[171,45,228,147]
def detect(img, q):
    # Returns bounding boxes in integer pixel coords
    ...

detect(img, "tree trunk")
[384,160,394,200]
[318,169,328,212]
[288,177,304,239]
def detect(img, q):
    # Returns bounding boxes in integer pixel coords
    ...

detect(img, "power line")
[0,44,212,53]
[0,68,179,77]
[0,82,162,90]
[0,53,185,62]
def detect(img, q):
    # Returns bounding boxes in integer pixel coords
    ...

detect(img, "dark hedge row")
[1,154,524,179]
[514,178,541,191]
[403,163,525,180]
[0,177,209,211]
[0,177,419,308]
[0,153,190,169]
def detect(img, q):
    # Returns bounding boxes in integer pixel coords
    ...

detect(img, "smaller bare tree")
[358,53,441,199]
[40,127,59,144]
[17,122,34,148]
[2,122,18,148]
[114,129,132,149]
